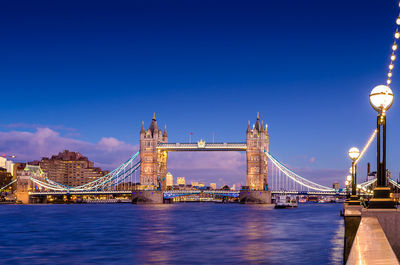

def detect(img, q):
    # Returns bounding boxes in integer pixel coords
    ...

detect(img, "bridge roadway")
[29,190,345,197]
[157,142,247,151]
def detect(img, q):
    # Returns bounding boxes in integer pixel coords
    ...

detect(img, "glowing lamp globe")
[346,175,352,181]
[345,180,349,186]
[369,85,394,112]
[348,147,360,161]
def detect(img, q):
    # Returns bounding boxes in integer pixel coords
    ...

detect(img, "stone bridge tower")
[140,114,168,190]
[246,113,269,190]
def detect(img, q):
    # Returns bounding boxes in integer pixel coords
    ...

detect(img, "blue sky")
[1,0,400,187]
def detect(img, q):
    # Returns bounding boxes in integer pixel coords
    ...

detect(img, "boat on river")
[275,195,298,208]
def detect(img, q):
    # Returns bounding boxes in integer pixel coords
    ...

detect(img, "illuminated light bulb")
[397,18,400,25]
[390,64,394,70]
[388,72,393,78]
[393,44,398,51]
[387,79,392,85]
[357,184,361,189]
[370,85,394,112]
[396,32,400,39]
[391,55,396,61]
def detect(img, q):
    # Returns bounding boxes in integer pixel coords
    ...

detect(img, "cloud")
[0,128,137,170]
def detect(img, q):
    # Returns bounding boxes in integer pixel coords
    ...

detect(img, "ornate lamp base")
[348,195,360,205]
[368,187,395,208]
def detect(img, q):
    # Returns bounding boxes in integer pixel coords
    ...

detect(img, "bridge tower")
[246,113,269,190]
[140,114,168,190]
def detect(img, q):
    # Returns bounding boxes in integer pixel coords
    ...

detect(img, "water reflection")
[241,205,274,263]
[330,219,344,264]
[0,203,343,264]
[136,205,174,264]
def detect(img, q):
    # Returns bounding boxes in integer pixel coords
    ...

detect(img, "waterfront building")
[231,184,236,190]
[332,182,339,191]
[34,150,107,187]
[210,183,217,190]
[0,157,14,174]
[198,182,205,188]
[166,172,173,187]
[177,177,185,186]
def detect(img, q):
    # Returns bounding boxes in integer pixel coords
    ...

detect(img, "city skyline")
[1,0,400,187]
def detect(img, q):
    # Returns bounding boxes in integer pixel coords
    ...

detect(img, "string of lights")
[354,129,378,165]
[387,4,400,86]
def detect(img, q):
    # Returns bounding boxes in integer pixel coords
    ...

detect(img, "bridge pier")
[15,191,30,204]
[30,195,48,204]
[239,190,271,204]
[132,190,163,204]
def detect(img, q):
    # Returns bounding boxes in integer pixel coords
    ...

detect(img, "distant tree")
[222,185,230,190]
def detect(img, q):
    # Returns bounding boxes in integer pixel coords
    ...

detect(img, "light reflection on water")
[0,203,343,264]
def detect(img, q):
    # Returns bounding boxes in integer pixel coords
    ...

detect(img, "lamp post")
[369,85,395,208]
[345,175,352,200]
[348,147,360,204]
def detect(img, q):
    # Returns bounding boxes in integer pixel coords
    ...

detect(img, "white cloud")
[0,128,137,170]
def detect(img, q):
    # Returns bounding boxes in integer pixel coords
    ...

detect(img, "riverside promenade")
[344,204,400,264]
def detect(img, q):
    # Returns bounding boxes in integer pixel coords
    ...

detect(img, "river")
[0,203,343,264]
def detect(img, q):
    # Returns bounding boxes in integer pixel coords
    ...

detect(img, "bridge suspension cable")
[359,178,400,190]
[0,179,16,191]
[29,151,141,192]
[266,152,335,192]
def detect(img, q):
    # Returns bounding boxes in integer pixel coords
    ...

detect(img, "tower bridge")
[2,113,340,204]
[140,113,269,192]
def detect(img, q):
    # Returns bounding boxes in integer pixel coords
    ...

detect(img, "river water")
[0,203,343,264]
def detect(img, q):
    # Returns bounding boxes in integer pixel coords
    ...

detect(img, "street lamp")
[348,147,360,204]
[345,175,352,199]
[369,85,395,208]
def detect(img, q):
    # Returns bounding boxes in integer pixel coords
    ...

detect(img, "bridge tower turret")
[140,114,168,190]
[246,113,269,190]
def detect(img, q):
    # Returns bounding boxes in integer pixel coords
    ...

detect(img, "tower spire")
[163,124,168,137]
[255,113,261,131]
[148,113,158,135]
[140,121,145,133]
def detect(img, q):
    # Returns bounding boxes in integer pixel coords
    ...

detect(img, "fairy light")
[354,129,378,165]
[387,6,400,87]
